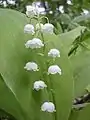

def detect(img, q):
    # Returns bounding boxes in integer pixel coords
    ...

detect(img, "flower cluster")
[26,5,38,17]
[24,5,62,113]
[24,23,54,35]
[25,5,54,34]
[25,38,44,49]
[0,0,16,7]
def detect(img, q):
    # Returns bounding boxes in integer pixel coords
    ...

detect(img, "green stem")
[29,16,38,23]
[41,32,45,53]
[37,15,46,53]
[49,75,57,120]
[40,16,49,23]
[45,61,57,120]
[36,15,56,120]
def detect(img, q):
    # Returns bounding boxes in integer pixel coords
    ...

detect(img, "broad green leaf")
[54,22,63,34]
[60,14,71,25]
[58,26,90,97]
[0,9,73,120]
[86,84,90,92]
[70,43,90,97]
[58,26,86,55]
[69,104,90,120]
[69,110,79,120]
[69,30,90,97]
[72,14,90,23]
[0,74,25,120]
[77,104,90,120]
[43,34,74,120]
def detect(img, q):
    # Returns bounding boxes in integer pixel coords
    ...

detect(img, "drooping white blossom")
[0,1,2,5]
[48,65,61,75]
[36,23,44,31]
[26,5,36,17]
[26,5,41,17]
[3,1,7,7]
[24,24,35,34]
[42,23,54,34]
[82,9,89,15]
[48,49,60,58]
[7,0,15,5]
[33,80,47,91]
[25,38,44,49]
[32,2,46,15]
[37,7,46,15]
[24,62,39,71]
[41,102,56,112]
[67,0,72,5]
[59,5,64,13]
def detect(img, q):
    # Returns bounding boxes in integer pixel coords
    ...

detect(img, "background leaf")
[0,74,25,120]
[57,26,90,98]
[69,104,90,120]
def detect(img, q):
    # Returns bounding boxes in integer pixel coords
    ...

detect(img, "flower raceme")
[24,62,39,71]
[48,65,62,75]
[24,10,61,114]
[48,49,60,58]
[24,24,35,34]
[41,102,56,112]
[33,80,47,91]
[25,38,44,49]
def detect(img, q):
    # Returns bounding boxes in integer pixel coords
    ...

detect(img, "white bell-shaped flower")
[48,65,61,75]
[24,24,35,34]
[7,0,15,5]
[48,49,60,58]
[3,1,7,7]
[33,80,47,91]
[24,62,39,71]
[26,5,36,17]
[26,5,40,17]
[42,23,54,34]
[25,38,44,49]
[36,23,44,31]
[26,5,34,12]
[41,102,56,112]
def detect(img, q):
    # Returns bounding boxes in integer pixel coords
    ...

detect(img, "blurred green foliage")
[1,0,90,32]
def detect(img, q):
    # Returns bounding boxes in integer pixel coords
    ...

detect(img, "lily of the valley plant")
[24,5,62,113]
